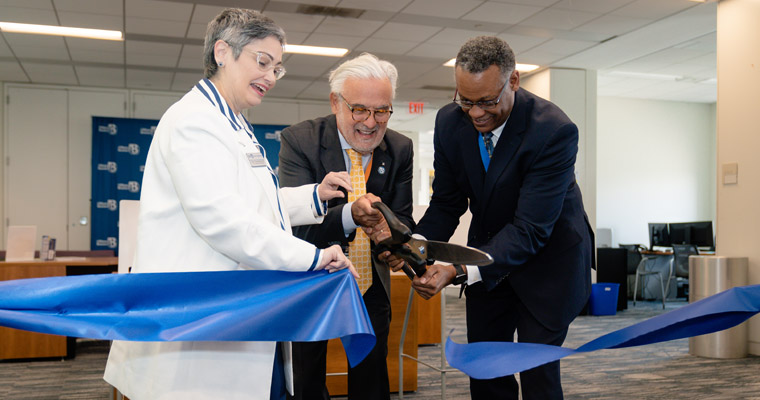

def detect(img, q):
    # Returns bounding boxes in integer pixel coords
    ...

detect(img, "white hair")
[328,53,398,99]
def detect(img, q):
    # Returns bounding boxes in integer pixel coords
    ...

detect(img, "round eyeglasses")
[243,49,286,80]
[339,94,393,123]
[452,79,508,110]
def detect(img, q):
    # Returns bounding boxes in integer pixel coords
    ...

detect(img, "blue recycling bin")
[590,283,620,316]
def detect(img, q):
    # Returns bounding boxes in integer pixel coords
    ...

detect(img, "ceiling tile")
[489,0,556,5]
[126,17,189,38]
[574,14,652,37]
[0,0,54,9]
[191,4,227,24]
[281,53,341,78]
[462,2,545,25]
[6,34,71,60]
[23,62,78,84]
[126,68,173,90]
[0,60,29,82]
[552,0,633,14]
[303,33,364,49]
[296,80,331,100]
[70,48,124,64]
[273,0,340,5]
[54,0,123,15]
[75,65,125,87]
[0,37,13,57]
[496,33,550,53]
[611,0,696,19]
[405,41,460,60]
[356,38,420,55]
[126,0,193,21]
[426,28,499,45]
[403,0,483,19]
[337,0,415,13]
[519,8,601,30]
[57,11,123,31]
[313,16,383,36]
[264,11,325,34]
[177,44,204,70]
[266,78,313,99]
[171,72,200,92]
[372,22,440,41]
[518,38,596,64]
[0,6,58,25]
[127,41,182,67]
[390,59,440,85]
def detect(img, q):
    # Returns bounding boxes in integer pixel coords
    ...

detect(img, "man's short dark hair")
[455,36,515,76]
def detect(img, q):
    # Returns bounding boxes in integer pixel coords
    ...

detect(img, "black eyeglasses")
[452,79,508,110]
[242,49,286,80]
[339,94,393,123]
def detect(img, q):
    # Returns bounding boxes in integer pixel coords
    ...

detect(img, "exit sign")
[408,102,424,114]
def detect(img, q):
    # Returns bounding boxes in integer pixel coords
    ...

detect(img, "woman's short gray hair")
[455,36,515,77]
[203,8,286,79]
[329,53,398,99]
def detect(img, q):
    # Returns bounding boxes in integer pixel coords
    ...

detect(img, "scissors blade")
[407,238,494,266]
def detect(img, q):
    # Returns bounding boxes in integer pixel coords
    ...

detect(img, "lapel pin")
[377,165,386,175]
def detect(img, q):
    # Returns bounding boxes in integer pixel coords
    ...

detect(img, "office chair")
[672,244,698,298]
[620,244,666,309]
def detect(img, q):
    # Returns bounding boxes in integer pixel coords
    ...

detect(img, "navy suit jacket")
[278,114,415,300]
[416,88,593,330]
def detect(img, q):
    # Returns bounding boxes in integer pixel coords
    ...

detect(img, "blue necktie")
[482,132,494,159]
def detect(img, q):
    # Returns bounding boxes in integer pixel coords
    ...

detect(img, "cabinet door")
[67,90,127,250]
[6,87,69,249]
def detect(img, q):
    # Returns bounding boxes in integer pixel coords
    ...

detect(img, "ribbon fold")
[0,269,375,367]
[446,284,760,379]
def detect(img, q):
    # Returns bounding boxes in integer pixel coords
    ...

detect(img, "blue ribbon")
[0,269,375,367]
[446,284,760,379]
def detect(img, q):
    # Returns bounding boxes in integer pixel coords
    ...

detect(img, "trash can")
[689,256,749,359]
[589,283,619,316]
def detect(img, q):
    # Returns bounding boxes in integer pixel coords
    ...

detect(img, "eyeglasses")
[243,49,286,80]
[452,79,508,110]
[339,94,393,123]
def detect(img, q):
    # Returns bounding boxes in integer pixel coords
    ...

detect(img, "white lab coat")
[104,79,326,400]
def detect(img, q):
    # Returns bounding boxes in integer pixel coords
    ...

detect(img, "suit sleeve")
[383,137,415,232]
[279,125,349,248]
[479,122,579,283]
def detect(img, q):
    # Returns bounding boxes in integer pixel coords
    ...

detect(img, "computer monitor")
[648,223,670,249]
[669,221,714,249]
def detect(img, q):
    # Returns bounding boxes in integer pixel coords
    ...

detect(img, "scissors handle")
[371,202,412,244]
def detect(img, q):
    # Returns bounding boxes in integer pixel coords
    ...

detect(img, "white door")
[67,89,127,250]
[6,86,69,249]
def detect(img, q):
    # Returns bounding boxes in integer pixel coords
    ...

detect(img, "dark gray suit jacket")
[278,114,415,300]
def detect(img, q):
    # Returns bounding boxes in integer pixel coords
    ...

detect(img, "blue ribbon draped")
[446,284,760,379]
[0,269,375,367]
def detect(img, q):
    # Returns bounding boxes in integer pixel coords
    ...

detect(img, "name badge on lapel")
[246,152,267,168]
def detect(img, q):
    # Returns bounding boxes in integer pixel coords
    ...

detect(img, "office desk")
[0,257,118,360]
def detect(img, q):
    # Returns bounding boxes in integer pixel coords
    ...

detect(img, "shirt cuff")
[312,184,327,217]
[467,265,483,285]
[342,201,360,236]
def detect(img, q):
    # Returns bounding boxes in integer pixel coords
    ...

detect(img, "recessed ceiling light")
[444,58,539,72]
[284,44,349,57]
[0,22,123,41]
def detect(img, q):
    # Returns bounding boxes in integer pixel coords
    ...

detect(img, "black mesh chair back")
[672,244,698,278]
[619,244,645,274]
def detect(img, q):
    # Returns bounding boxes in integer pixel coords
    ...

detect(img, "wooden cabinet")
[0,257,118,360]
[325,272,441,395]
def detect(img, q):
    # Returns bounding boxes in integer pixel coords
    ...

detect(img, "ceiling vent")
[296,4,365,18]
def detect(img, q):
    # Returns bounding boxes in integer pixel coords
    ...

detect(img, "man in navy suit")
[410,36,593,399]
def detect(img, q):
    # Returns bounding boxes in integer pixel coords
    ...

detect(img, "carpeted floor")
[2,290,758,399]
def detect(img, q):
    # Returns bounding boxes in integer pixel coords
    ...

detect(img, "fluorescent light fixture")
[284,44,348,57]
[0,22,123,41]
[443,58,539,72]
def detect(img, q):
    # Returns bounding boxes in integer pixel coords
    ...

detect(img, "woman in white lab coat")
[104,9,356,400]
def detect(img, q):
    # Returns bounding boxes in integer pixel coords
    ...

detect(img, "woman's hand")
[317,244,359,278]
[317,171,352,201]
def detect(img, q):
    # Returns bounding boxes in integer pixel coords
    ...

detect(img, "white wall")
[597,96,716,247]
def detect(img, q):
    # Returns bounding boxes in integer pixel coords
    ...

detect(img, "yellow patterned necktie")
[346,148,372,294]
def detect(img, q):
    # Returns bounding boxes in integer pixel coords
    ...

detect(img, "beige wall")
[716,0,760,354]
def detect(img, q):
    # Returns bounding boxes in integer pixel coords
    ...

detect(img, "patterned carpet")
[2,291,758,399]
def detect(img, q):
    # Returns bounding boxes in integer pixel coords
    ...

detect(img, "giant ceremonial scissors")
[371,202,493,280]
